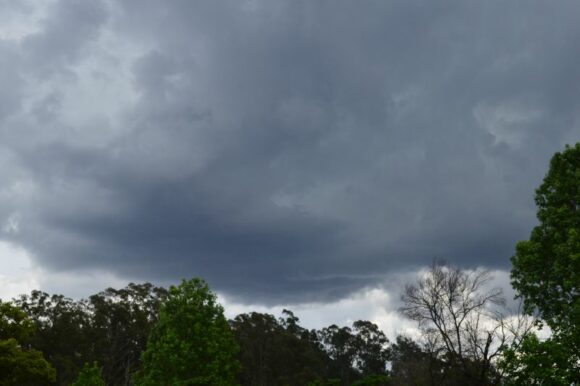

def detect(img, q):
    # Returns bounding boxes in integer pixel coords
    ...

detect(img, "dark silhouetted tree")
[400,262,529,386]
[352,320,390,377]
[13,291,87,385]
[232,310,328,386]
[88,282,167,385]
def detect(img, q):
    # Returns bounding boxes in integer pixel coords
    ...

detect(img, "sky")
[0,0,579,335]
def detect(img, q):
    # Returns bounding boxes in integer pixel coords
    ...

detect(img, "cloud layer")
[1,0,579,303]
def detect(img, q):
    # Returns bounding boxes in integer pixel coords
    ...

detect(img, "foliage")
[389,336,432,386]
[135,278,239,386]
[352,320,390,376]
[0,301,55,386]
[71,362,105,386]
[15,283,167,386]
[319,324,359,385]
[510,143,580,383]
[0,338,56,386]
[0,301,35,342]
[350,374,390,386]
[231,310,327,385]
[499,333,575,386]
[15,291,91,385]
[88,282,167,385]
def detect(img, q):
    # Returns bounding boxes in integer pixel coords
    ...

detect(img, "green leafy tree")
[509,143,580,384]
[0,301,55,385]
[499,333,573,386]
[0,301,35,342]
[134,278,239,386]
[71,362,105,386]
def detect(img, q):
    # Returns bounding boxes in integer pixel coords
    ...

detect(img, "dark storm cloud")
[1,0,579,303]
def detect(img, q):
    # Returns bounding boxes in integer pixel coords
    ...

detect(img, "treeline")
[2,280,395,385]
[0,267,550,386]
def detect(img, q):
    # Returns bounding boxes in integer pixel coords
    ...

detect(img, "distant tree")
[134,278,239,386]
[15,291,91,385]
[71,362,105,386]
[400,262,530,386]
[319,324,359,385]
[389,335,432,386]
[15,283,167,385]
[352,320,390,377]
[0,301,55,385]
[509,143,580,384]
[277,310,329,385]
[88,282,167,385]
[232,310,327,386]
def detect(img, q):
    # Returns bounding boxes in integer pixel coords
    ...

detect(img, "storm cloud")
[1,0,579,303]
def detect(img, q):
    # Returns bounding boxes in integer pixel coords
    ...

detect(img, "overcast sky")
[0,0,578,332]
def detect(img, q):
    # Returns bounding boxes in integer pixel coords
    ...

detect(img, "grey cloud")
[1,0,579,303]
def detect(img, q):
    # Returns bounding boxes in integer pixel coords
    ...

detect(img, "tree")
[0,301,35,342]
[509,143,580,384]
[15,291,91,385]
[389,336,432,386]
[0,301,55,385]
[400,262,529,386]
[319,324,359,385]
[499,333,573,386]
[134,278,239,385]
[231,311,327,386]
[88,282,167,385]
[15,283,167,385]
[71,362,105,386]
[351,320,390,377]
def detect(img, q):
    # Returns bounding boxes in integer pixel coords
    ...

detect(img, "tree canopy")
[71,362,105,386]
[0,301,56,386]
[134,278,239,386]
[509,143,580,384]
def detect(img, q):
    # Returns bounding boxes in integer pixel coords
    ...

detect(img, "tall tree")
[15,283,167,385]
[509,143,580,384]
[351,320,390,377]
[400,262,528,386]
[389,336,433,386]
[232,310,327,386]
[88,282,167,385]
[134,278,239,386]
[319,324,359,385]
[14,291,89,385]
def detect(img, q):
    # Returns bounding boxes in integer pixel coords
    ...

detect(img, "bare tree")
[400,262,533,386]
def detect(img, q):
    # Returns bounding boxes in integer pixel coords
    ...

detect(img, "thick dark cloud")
[1,0,579,303]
